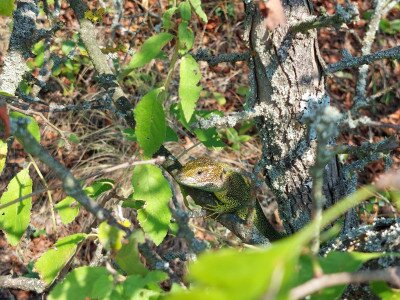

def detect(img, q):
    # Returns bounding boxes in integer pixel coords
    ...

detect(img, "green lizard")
[175,157,283,241]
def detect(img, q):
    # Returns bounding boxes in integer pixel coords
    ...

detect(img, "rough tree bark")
[245,1,348,234]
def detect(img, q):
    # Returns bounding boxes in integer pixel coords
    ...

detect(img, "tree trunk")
[245,1,351,234]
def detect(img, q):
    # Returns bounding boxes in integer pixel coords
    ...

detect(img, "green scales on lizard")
[175,157,283,241]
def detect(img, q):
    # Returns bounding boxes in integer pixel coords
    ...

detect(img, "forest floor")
[0,0,399,299]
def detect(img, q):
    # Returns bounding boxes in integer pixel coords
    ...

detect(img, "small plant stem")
[28,154,57,232]
[163,44,180,96]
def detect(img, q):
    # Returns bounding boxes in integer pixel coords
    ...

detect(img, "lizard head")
[175,157,228,192]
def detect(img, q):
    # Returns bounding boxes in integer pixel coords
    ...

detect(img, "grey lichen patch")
[298,91,330,124]
[63,175,76,191]
[0,52,28,94]
[322,219,400,267]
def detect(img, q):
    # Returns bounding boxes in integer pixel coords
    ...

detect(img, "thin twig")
[289,1,359,34]
[368,82,400,101]
[352,0,398,113]
[341,115,400,131]
[325,45,400,74]
[0,157,165,211]
[290,267,400,300]
[28,154,57,231]
[81,156,166,179]
[8,104,71,148]
[12,118,130,234]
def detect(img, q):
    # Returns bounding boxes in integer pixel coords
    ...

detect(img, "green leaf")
[98,221,126,251]
[123,128,137,141]
[179,1,191,20]
[55,196,80,225]
[10,111,40,142]
[68,133,80,144]
[109,271,167,299]
[85,179,114,198]
[48,266,113,300]
[179,54,202,122]
[0,90,15,97]
[124,32,173,72]
[0,0,14,16]
[61,40,75,55]
[380,19,400,35]
[123,271,167,295]
[134,88,166,157]
[189,0,207,23]
[162,7,177,30]
[178,21,194,54]
[34,52,45,68]
[194,128,225,148]
[212,92,226,105]
[171,238,299,300]
[371,281,400,299]
[0,140,7,175]
[389,190,400,211]
[132,164,172,245]
[122,199,145,209]
[115,230,148,276]
[0,168,32,246]
[166,126,179,142]
[35,233,87,285]
[236,86,249,97]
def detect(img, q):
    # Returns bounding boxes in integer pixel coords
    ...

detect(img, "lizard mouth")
[176,176,220,192]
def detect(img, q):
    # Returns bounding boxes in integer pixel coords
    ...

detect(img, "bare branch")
[192,102,270,129]
[368,82,400,101]
[68,0,135,127]
[334,136,399,157]
[325,46,400,74]
[0,276,46,294]
[309,107,342,253]
[352,0,398,113]
[290,267,400,300]
[289,1,359,34]
[191,48,251,66]
[341,115,400,131]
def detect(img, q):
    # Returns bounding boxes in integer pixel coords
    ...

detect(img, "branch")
[368,82,400,101]
[138,240,180,282]
[289,1,359,34]
[68,0,135,127]
[191,48,251,66]
[11,118,130,234]
[0,0,37,94]
[334,136,399,157]
[339,137,398,176]
[341,115,400,131]
[325,45,400,74]
[290,267,400,300]
[192,102,271,129]
[0,276,46,294]
[352,0,398,113]
[309,107,342,253]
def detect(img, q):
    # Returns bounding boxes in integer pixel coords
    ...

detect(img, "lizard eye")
[197,170,203,176]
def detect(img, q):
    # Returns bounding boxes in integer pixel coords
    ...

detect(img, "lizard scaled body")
[175,157,283,241]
